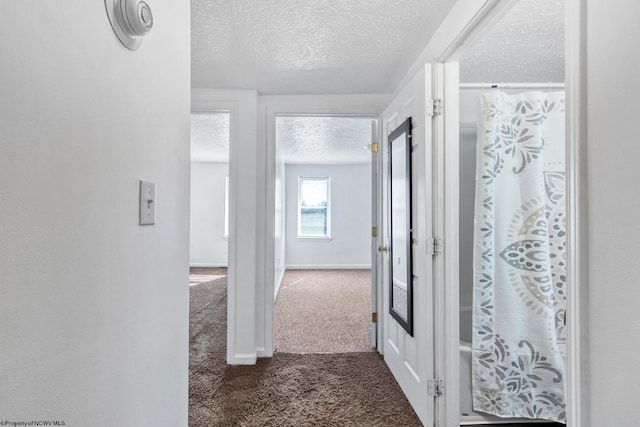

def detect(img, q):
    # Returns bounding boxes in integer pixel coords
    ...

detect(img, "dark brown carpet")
[273,269,375,354]
[189,277,422,427]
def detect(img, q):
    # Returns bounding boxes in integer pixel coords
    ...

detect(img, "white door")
[381,64,435,426]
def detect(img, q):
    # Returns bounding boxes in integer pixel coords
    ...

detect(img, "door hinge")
[372,312,378,323]
[426,237,442,255]
[427,378,445,397]
[372,142,379,153]
[372,226,378,237]
[427,99,443,117]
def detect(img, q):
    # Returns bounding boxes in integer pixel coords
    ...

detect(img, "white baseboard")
[190,263,228,268]
[227,352,257,365]
[256,347,269,358]
[285,264,371,270]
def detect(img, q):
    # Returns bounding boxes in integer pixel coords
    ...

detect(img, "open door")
[380,64,436,425]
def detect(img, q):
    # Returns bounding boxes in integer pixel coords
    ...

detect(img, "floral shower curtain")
[472,91,567,423]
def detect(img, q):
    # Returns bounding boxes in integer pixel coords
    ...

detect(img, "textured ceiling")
[191,0,455,94]
[191,113,229,162]
[276,116,372,164]
[190,1,565,163]
[460,0,564,83]
[191,114,372,164]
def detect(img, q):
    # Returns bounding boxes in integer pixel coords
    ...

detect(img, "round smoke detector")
[105,0,153,50]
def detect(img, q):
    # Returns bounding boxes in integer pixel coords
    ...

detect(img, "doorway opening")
[188,112,230,304]
[272,115,377,354]
[452,0,567,424]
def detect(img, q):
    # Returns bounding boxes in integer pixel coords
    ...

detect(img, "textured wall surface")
[460,0,564,83]
[192,0,455,93]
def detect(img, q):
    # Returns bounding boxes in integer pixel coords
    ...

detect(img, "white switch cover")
[139,180,156,225]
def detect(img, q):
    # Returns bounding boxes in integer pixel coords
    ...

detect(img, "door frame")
[414,0,588,426]
[261,95,391,357]
[371,119,383,350]
[193,89,262,365]
[191,93,238,364]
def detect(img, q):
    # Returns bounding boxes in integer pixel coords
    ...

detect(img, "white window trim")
[297,176,331,239]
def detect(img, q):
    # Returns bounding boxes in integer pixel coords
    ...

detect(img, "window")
[298,177,331,238]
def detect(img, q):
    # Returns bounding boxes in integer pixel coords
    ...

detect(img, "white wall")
[190,162,228,267]
[0,2,190,426]
[586,1,640,424]
[285,164,371,269]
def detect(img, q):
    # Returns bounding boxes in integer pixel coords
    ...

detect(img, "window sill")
[297,236,333,241]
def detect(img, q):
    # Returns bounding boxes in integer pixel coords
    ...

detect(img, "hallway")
[188,274,421,426]
[273,269,375,354]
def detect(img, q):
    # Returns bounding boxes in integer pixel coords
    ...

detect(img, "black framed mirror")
[389,117,413,336]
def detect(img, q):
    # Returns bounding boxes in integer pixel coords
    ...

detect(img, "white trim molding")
[285,265,372,270]
[189,263,228,268]
[230,352,258,365]
[439,61,461,427]
[273,268,286,300]
[565,0,589,425]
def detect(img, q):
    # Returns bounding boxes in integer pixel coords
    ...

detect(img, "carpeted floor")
[190,267,228,276]
[189,276,422,427]
[273,269,375,354]
[189,267,228,286]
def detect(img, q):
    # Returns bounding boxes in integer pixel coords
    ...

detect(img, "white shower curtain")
[472,91,567,423]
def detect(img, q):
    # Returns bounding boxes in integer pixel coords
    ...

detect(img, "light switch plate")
[139,180,155,225]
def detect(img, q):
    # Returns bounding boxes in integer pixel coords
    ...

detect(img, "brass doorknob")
[378,245,388,253]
